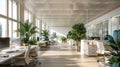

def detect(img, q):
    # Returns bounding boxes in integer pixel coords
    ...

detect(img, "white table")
[0,46,36,64]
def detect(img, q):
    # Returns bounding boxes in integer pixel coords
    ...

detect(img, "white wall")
[86,7,120,26]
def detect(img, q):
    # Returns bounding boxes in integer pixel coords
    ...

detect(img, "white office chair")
[12,46,31,67]
[29,45,41,65]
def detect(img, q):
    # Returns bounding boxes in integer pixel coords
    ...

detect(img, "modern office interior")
[0,0,120,67]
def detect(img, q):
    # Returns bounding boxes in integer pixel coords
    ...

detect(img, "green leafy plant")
[41,29,49,41]
[105,30,120,67]
[29,37,37,45]
[61,36,67,43]
[67,23,86,51]
[16,20,38,45]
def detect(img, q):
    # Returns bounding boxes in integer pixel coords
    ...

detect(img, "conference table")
[0,45,36,64]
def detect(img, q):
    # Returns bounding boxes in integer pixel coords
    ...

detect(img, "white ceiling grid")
[25,0,120,27]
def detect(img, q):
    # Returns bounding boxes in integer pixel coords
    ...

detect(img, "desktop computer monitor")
[0,37,10,49]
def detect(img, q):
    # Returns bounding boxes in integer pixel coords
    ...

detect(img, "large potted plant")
[105,30,120,67]
[16,20,38,46]
[67,23,86,51]
[41,29,49,47]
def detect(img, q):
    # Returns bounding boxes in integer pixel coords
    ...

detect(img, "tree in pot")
[16,20,38,46]
[67,23,86,51]
[105,30,120,67]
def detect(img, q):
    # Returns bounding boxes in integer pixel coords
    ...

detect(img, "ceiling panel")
[25,0,120,27]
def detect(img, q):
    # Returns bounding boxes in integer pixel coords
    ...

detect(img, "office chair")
[29,46,41,65]
[11,46,31,67]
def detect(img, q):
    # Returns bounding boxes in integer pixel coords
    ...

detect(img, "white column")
[39,20,42,37]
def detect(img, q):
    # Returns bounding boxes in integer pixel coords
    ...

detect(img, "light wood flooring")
[37,44,99,67]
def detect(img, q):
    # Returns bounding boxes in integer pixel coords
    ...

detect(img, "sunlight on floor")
[38,44,99,67]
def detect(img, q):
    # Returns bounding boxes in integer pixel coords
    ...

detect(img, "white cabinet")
[81,40,105,56]
[85,45,97,56]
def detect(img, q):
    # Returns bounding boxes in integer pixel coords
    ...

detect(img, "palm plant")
[29,37,37,45]
[16,20,38,45]
[105,30,120,67]
[41,29,49,41]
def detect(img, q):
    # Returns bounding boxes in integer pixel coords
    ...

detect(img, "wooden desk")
[0,46,36,64]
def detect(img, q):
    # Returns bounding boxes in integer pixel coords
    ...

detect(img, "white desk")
[0,46,36,64]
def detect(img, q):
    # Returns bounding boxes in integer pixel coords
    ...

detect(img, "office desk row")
[0,46,37,64]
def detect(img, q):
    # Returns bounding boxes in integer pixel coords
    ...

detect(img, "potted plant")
[61,36,67,43]
[16,20,38,46]
[105,30,120,67]
[67,23,86,51]
[40,29,49,47]
[41,29,49,41]
[29,37,37,45]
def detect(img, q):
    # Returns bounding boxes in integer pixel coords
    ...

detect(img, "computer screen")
[0,37,10,49]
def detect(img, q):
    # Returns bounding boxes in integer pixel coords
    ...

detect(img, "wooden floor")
[37,44,99,67]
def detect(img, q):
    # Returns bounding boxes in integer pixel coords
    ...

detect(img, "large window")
[9,0,17,20]
[8,20,18,37]
[0,17,7,37]
[13,21,17,37]
[36,19,40,36]
[24,10,32,22]
[9,20,12,37]
[13,1,17,20]
[8,0,18,37]
[0,0,7,16]
[0,0,18,37]
[9,0,12,18]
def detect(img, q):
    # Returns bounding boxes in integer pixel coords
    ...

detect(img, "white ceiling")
[24,0,120,27]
